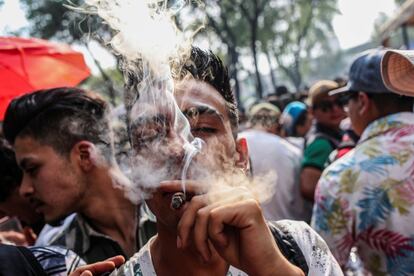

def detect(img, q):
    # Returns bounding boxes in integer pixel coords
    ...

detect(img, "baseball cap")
[381,49,414,96]
[249,102,281,117]
[306,80,339,107]
[330,48,394,95]
[280,101,307,136]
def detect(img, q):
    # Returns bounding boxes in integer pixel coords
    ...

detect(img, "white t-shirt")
[239,130,312,222]
[110,220,343,276]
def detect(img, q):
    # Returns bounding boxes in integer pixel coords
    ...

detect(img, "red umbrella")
[0,37,91,120]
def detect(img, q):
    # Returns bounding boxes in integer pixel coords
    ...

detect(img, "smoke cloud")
[76,0,277,206]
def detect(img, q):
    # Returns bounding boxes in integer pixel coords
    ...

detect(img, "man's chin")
[45,214,71,227]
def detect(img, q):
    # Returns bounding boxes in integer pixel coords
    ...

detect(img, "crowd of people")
[0,46,413,276]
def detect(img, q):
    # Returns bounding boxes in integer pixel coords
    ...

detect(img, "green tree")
[202,0,338,94]
[263,0,339,91]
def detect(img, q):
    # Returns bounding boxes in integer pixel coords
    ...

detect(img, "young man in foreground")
[105,47,341,275]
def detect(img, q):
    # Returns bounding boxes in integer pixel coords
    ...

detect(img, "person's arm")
[279,220,344,275]
[300,139,333,201]
[164,181,305,276]
[300,167,322,201]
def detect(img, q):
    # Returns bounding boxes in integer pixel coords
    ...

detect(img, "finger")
[77,261,115,275]
[23,227,37,246]
[1,231,28,246]
[193,205,215,262]
[80,271,93,276]
[208,200,260,245]
[105,255,125,268]
[177,194,208,248]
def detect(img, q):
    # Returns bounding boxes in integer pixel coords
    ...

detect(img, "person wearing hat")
[239,102,312,222]
[311,48,414,274]
[280,101,313,149]
[300,80,346,202]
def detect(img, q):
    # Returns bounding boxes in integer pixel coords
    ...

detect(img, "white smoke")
[76,0,277,205]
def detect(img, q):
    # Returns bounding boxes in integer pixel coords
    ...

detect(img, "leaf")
[339,169,359,194]
[359,155,398,176]
[357,187,393,230]
[359,227,414,259]
[361,140,382,158]
[380,179,414,215]
[386,237,414,275]
[326,198,351,235]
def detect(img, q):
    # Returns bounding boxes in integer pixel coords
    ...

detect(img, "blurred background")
[1,0,412,110]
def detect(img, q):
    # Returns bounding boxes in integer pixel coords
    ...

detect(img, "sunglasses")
[338,93,360,106]
[313,98,345,112]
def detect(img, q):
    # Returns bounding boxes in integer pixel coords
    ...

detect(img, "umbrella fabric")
[0,37,91,120]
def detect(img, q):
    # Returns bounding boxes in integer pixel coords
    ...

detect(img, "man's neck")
[79,167,138,257]
[151,225,229,276]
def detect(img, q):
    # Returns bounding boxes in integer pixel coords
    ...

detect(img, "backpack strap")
[267,222,309,274]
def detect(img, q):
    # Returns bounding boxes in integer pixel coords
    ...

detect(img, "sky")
[0,0,400,73]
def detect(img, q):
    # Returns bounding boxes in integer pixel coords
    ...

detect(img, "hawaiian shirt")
[311,112,414,275]
[109,220,342,276]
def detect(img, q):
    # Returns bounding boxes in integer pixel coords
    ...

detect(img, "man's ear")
[358,92,373,116]
[71,141,94,172]
[235,137,249,172]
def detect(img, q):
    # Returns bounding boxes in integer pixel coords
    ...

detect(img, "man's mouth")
[30,198,45,213]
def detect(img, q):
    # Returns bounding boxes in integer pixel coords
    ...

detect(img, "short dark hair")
[124,46,239,138]
[367,92,414,115]
[0,138,22,202]
[295,110,308,127]
[3,87,113,161]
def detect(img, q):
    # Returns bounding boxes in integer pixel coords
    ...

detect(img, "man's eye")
[25,167,38,176]
[191,127,217,134]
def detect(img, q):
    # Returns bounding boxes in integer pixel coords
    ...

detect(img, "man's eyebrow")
[182,105,224,121]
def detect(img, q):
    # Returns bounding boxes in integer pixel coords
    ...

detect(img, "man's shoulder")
[269,220,342,275]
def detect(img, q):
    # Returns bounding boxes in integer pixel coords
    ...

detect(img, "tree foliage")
[201,0,338,95]
[21,0,339,100]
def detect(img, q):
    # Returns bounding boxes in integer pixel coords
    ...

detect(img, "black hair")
[124,46,239,138]
[2,87,113,161]
[0,138,22,202]
[367,93,414,115]
[295,110,308,127]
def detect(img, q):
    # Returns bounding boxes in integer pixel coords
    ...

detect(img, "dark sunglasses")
[313,98,344,112]
[337,93,359,106]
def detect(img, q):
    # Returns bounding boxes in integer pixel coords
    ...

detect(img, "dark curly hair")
[2,87,113,162]
[0,138,22,202]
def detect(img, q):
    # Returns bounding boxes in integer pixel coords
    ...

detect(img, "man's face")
[312,95,346,129]
[14,137,85,224]
[130,79,240,229]
[346,93,366,136]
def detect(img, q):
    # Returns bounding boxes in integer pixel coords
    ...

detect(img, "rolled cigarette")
[171,192,186,210]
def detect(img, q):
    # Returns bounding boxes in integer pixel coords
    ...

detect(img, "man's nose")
[19,174,34,198]
[165,130,187,161]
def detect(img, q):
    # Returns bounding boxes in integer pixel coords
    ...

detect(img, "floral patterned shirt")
[311,112,414,275]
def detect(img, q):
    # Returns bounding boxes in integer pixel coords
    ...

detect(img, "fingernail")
[176,236,182,248]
